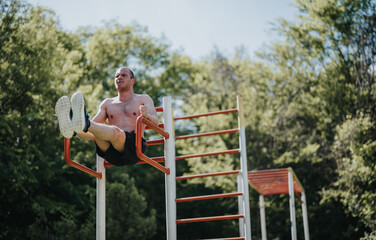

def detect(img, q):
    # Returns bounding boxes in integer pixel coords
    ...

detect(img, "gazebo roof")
[248,168,304,196]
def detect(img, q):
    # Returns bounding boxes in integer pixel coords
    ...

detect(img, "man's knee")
[109,127,125,152]
[95,139,110,153]
[111,127,124,140]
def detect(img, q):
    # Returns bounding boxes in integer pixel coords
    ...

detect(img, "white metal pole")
[163,96,176,240]
[96,155,106,240]
[237,174,245,237]
[288,168,297,240]
[301,192,310,240]
[237,96,252,240]
[259,195,267,240]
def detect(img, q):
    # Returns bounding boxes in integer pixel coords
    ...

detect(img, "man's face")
[115,68,134,91]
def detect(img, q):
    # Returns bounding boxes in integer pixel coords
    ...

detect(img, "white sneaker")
[71,91,90,133]
[55,96,74,138]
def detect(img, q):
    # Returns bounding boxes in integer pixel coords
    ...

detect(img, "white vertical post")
[96,155,106,240]
[163,96,176,240]
[288,168,297,240]
[301,192,310,240]
[237,174,244,237]
[237,96,252,240]
[259,195,267,240]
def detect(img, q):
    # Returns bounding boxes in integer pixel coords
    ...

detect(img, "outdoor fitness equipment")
[64,95,251,240]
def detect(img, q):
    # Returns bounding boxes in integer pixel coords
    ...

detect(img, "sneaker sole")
[71,91,86,133]
[55,96,73,138]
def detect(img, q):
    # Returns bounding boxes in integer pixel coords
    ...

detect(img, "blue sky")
[28,0,298,60]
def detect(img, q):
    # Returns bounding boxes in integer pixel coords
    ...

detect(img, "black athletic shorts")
[95,130,146,166]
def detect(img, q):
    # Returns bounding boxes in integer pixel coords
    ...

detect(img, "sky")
[27,0,298,60]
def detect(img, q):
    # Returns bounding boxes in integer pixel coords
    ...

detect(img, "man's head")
[114,67,135,92]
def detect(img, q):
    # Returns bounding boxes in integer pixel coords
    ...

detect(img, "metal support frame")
[302,192,310,240]
[96,156,106,240]
[237,96,252,240]
[163,96,176,240]
[237,174,245,237]
[288,169,297,240]
[259,195,267,240]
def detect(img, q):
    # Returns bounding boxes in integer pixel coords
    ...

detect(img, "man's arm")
[139,94,159,126]
[92,99,109,124]
[76,99,109,140]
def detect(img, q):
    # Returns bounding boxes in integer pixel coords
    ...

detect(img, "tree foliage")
[179,0,376,239]
[0,0,184,238]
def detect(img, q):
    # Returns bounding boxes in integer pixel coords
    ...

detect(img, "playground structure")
[63,96,310,239]
[248,168,310,240]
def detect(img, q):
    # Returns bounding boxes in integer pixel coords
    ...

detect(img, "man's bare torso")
[103,94,146,132]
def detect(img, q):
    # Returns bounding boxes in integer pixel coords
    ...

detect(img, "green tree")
[249,0,376,238]
[178,0,376,239]
[1,1,184,238]
[106,173,156,239]
[0,1,93,238]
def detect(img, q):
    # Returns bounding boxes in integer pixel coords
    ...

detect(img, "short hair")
[117,67,135,79]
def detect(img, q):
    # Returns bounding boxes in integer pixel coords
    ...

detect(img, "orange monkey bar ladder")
[169,95,251,240]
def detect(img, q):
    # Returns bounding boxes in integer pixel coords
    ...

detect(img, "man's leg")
[75,130,111,153]
[87,122,126,153]
[71,91,126,153]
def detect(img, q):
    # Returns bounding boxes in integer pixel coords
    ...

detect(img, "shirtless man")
[55,67,159,166]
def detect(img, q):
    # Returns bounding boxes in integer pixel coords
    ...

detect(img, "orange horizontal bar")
[146,139,164,146]
[176,214,244,224]
[175,149,240,160]
[176,129,239,140]
[142,118,169,138]
[176,192,242,203]
[64,138,102,178]
[174,109,238,121]
[145,123,164,130]
[176,170,240,181]
[136,156,165,164]
[155,106,163,112]
[148,129,239,146]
